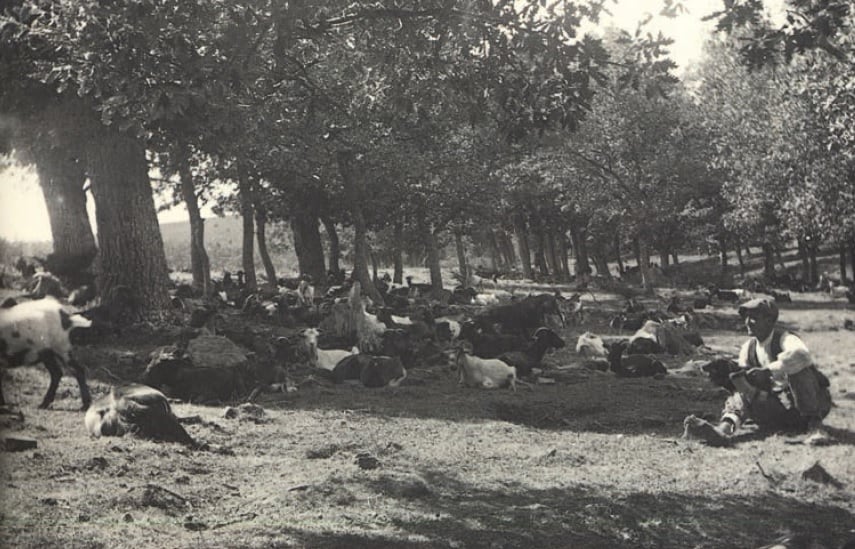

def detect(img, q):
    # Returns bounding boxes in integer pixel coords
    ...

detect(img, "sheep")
[497,327,565,377]
[302,327,357,371]
[0,297,92,409]
[455,344,516,391]
[575,332,607,358]
[85,383,195,446]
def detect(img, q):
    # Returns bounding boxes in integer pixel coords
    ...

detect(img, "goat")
[302,327,357,370]
[332,354,407,388]
[0,297,92,409]
[455,344,516,391]
[575,332,607,358]
[700,358,741,393]
[434,315,462,341]
[405,276,433,298]
[607,340,666,378]
[474,293,564,337]
[459,321,527,358]
[497,327,565,377]
[297,279,315,307]
[85,383,195,446]
[627,321,663,355]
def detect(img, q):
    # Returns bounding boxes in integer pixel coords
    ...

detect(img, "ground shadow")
[217,466,855,549]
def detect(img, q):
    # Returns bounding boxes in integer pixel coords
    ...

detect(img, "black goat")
[459,321,527,359]
[700,358,741,393]
[474,293,563,337]
[496,327,565,377]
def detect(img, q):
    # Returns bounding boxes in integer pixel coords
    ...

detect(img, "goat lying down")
[302,327,357,370]
[0,296,92,409]
[455,344,517,391]
[85,384,195,446]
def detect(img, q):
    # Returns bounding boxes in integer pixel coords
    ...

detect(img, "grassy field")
[1,281,854,548]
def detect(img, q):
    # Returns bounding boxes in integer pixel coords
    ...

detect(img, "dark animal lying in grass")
[330,354,407,388]
[459,321,528,359]
[85,384,195,446]
[608,340,666,378]
[496,327,565,377]
[474,293,564,337]
[700,358,741,393]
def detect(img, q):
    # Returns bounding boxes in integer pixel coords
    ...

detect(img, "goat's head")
[533,327,565,349]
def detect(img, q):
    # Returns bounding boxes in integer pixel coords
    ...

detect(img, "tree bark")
[337,151,384,304]
[321,216,340,278]
[671,252,679,265]
[614,233,624,276]
[86,127,171,318]
[633,238,642,269]
[255,208,277,290]
[176,146,211,296]
[849,238,855,285]
[236,164,258,293]
[762,241,775,279]
[545,231,561,279]
[488,230,502,272]
[33,148,97,286]
[798,239,810,283]
[291,211,326,284]
[532,217,549,277]
[454,230,468,286]
[718,234,728,272]
[513,211,533,279]
[839,244,847,284]
[735,236,745,275]
[500,231,517,268]
[638,236,653,292]
[569,218,590,278]
[560,233,571,280]
[808,242,819,285]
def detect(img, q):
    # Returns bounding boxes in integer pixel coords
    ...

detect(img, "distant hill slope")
[160,216,299,276]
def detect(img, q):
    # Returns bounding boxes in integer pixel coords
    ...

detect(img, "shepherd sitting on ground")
[683,297,833,446]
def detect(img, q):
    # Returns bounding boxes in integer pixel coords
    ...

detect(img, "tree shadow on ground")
[227,466,855,549]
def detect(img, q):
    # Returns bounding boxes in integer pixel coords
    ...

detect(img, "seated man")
[683,297,833,446]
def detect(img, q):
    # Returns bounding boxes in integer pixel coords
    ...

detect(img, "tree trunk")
[839,244,847,284]
[426,226,444,299]
[337,151,384,305]
[808,243,819,285]
[849,238,855,285]
[454,230,468,286]
[545,231,561,279]
[614,233,624,275]
[560,233,571,281]
[254,208,277,290]
[291,211,326,285]
[86,127,171,318]
[501,231,517,268]
[488,230,502,272]
[34,148,97,286]
[633,238,642,269]
[718,234,728,272]
[671,251,679,265]
[513,211,532,279]
[660,249,670,270]
[638,236,653,292]
[392,221,404,284]
[798,239,810,283]
[236,165,258,293]
[762,242,775,279]
[776,246,787,272]
[734,236,745,275]
[176,146,211,296]
[532,217,549,277]
[569,218,590,278]
[321,216,340,278]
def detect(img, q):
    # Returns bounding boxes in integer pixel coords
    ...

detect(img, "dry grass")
[1,290,854,549]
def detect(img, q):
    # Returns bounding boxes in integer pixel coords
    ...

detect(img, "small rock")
[224,407,238,420]
[356,452,380,470]
[123,513,134,523]
[306,444,340,459]
[85,457,109,470]
[2,436,37,452]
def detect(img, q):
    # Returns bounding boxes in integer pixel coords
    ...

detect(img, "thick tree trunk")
[614,233,624,275]
[659,249,670,270]
[255,209,277,290]
[500,231,517,268]
[735,236,745,275]
[488,230,502,272]
[671,252,679,265]
[291,211,326,284]
[839,244,847,284]
[850,238,855,284]
[236,165,258,293]
[176,147,211,296]
[337,151,384,304]
[545,231,561,279]
[86,128,170,318]
[718,234,728,272]
[321,216,340,278]
[392,221,404,284]
[776,246,787,272]
[513,211,532,279]
[34,148,97,285]
[532,218,549,277]
[633,238,642,269]
[454,230,468,286]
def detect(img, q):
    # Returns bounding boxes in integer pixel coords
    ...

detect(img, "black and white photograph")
[1,0,854,547]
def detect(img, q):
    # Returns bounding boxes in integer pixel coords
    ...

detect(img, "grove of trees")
[1,0,852,319]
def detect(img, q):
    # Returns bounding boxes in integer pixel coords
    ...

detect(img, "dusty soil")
[1,289,854,549]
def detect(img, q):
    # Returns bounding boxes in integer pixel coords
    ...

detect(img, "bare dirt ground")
[1,289,854,549]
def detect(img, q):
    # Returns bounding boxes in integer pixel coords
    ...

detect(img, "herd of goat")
[1,260,854,447]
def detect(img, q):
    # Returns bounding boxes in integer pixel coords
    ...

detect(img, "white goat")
[0,296,92,409]
[302,327,357,371]
[456,347,517,391]
[297,280,315,307]
[575,332,607,358]
[435,316,462,340]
